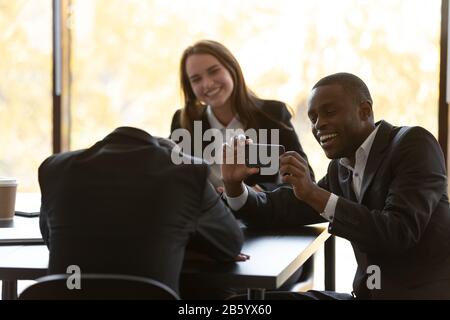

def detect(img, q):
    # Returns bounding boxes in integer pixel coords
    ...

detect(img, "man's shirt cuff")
[321,193,338,222]
[226,184,249,211]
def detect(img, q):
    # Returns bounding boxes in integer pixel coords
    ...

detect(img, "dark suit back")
[39,127,243,294]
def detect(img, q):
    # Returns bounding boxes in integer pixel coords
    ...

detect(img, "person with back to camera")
[39,126,247,299]
[223,72,450,300]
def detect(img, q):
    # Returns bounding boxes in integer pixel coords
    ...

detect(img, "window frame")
[52,0,71,153]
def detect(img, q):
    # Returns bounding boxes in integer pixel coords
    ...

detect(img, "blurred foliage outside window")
[0,0,442,294]
[68,0,441,294]
[70,0,441,182]
[0,0,51,193]
[0,0,441,195]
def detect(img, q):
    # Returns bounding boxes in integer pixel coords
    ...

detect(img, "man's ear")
[359,101,373,121]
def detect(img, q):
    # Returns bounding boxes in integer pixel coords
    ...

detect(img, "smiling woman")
[170,39,311,191]
[185,53,235,119]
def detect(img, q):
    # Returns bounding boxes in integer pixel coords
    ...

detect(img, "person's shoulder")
[170,158,210,187]
[156,137,177,150]
[49,149,85,163]
[259,99,287,112]
[171,108,182,123]
[392,125,437,144]
[170,109,183,132]
[257,99,291,120]
[153,139,209,183]
[405,125,435,137]
[385,124,444,164]
[162,141,209,171]
[39,149,85,172]
[172,108,182,118]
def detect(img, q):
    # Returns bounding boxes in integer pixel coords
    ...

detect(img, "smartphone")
[245,144,285,168]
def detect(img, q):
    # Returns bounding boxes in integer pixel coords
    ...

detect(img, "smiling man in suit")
[223,72,450,299]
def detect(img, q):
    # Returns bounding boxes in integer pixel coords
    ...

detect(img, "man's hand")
[235,253,250,262]
[280,151,330,213]
[222,136,259,197]
[280,151,315,200]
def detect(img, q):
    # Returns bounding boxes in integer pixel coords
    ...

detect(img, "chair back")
[19,273,180,300]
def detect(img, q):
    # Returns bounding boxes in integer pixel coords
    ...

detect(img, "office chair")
[18,273,180,300]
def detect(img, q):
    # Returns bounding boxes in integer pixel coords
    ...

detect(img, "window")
[69,0,440,178]
[68,0,441,293]
[1,0,441,293]
[0,0,52,192]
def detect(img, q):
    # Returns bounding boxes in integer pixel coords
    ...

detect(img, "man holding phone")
[223,72,450,299]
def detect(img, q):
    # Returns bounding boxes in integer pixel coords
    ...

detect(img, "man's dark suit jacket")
[39,127,244,294]
[235,120,450,299]
[170,99,314,190]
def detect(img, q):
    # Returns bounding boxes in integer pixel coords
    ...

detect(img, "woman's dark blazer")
[170,99,314,190]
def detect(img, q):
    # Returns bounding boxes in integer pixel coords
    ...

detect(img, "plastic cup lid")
[0,177,18,187]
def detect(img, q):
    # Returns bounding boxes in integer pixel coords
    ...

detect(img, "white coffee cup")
[0,177,18,221]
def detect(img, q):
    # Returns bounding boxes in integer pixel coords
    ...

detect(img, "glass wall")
[70,0,440,180]
[68,0,441,293]
[0,0,441,293]
[0,0,52,192]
